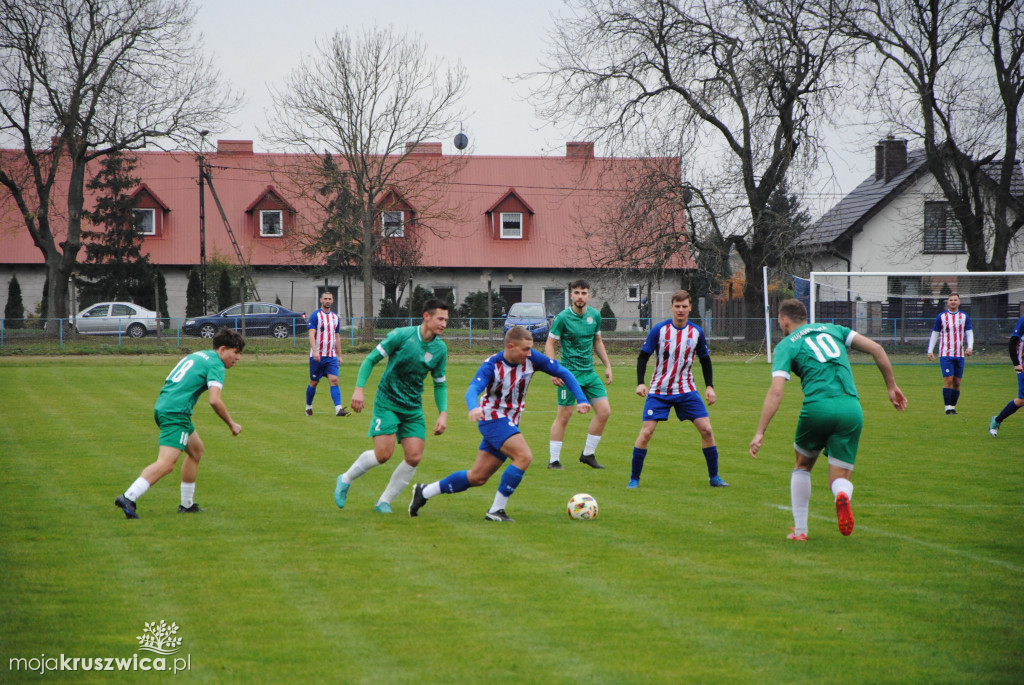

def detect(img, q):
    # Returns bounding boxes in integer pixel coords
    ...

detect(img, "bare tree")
[265,26,466,340]
[833,0,1024,271]
[533,0,850,324]
[0,0,239,330]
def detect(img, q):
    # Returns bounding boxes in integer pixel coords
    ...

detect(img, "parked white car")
[74,302,162,338]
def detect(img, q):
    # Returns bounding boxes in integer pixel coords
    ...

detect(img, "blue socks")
[951,390,960,406]
[631,447,647,481]
[702,446,719,478]
[330,385,341,407]
[942,388,952,406]
[497,465,525,497]
[306,384,316,404]
[440,471,471,494]
[997,401,1020,423]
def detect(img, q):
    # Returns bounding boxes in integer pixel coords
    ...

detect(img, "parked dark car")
[73,302,163,338]
[503,302,553,342]
[182,302,307,339]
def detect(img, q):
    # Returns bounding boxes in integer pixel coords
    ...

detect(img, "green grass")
[1,354,1021,683]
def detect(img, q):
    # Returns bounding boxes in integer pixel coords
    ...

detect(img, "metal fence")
[2,316,1019,355]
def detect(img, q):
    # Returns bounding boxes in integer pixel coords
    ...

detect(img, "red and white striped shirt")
[930,310,973,358]
[642,320,710,395]
[308,309,340,358]
[478,355,536,425]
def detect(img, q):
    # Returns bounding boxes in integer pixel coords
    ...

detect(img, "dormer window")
[134,208,156,236]
[260,210,283,237]
[500,212,523,239]
[382,210,405,238]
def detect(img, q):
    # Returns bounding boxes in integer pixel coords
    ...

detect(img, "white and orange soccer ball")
[567,493,598,520]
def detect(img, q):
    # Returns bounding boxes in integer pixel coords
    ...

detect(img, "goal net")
[801,271,1024,350]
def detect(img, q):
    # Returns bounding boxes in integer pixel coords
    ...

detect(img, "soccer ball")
[567,493,598,520]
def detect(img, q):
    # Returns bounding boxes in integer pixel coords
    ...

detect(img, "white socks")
[790,468,811,533]
[422,482,442,499]
[831,478,854,501]
[490,491,510,513]
[583,433,602,456]
[549,441,562,464]
[125,477,150,502]
[342,450,380,485]
[378,462,416,505]
[180,482,195,508]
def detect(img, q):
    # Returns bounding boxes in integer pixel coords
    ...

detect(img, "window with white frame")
[626,284,640,302]
[382,211,405,238]
[500,212,522,239]
[260,210,283,237]
[134,208,155,235]
[923,201,965,253]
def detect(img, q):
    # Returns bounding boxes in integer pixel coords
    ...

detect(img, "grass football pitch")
[0,354,1021,684]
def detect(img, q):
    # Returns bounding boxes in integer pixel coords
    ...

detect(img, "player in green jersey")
[334,299,450,513]
[750,299,906,540]
[546,279,613,470]
[115,328,245,519]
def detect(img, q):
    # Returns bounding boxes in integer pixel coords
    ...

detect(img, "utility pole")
[198,131,209,314]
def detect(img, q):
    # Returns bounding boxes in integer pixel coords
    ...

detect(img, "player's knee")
[404,454,422,468]
[467,471,489,487]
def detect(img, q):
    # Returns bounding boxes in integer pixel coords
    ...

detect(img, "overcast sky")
[194,0,874,216]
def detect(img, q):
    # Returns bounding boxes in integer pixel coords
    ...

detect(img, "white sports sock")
[791,468,811,533]
[490,491,510,513]
[125,477,150,502]
[342,450,380,484]
[549,441,563,463]
[831,477,854,501]
[181,482,195,508]
[378,462,416,505]
[583,433,602,456]
[423,482,442,499]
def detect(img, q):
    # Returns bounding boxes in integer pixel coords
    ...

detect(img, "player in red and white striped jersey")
[306,291,348,417]
[927,293,974,415]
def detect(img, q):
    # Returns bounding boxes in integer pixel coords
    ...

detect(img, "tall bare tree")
[832,0,1024,272]
[0,0,238,330]
[266,26,466,340]
[533,0,850,322]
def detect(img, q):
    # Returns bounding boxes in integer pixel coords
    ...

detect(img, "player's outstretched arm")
[545,335,564,386]
[750,376,785,457]
[851,333,907,412]
[208,386,242,436]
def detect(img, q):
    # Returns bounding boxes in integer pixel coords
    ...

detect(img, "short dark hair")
[213,327,246,352]
[422,298,450,315]
[779,299,808,323]
[570,279,590,291]
[672,289,691,304]
[504,325,533,345]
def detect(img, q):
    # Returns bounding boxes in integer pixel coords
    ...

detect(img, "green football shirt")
[373,325,448,412]
[771,322,859,401]
[549,306,602,374]
[154,350,226,415]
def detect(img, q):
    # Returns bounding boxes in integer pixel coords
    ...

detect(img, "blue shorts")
[939,356,965,378]
[1017,371,1024,400]
[309,356,340,382]
[641,391,709,422]
[477,417,520,461]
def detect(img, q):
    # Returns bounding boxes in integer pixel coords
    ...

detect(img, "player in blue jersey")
[989,315,1024,437]
[408,326,590,522]
[306,291,350,417]
[628,290,727,489]
[115,327,245,519]
[927,293,973,415]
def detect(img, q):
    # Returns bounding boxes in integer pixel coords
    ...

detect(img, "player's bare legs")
[375,436,425,511]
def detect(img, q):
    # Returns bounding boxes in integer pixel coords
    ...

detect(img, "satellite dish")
[454,132,469,150]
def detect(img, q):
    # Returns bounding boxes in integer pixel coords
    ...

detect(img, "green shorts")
[367,405,426,441]
[793,396,863,468]
[154,410,194,450]
[556,370,608,406]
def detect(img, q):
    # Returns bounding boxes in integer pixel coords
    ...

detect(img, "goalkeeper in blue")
[750,299,906,541]
[408,326,590,522]
[989,315,1024,437]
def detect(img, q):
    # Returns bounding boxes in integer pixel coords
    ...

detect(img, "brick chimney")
[217,140,253,155]
[405,142,443,156]
[566,142,595,159]
[875,136,907,183]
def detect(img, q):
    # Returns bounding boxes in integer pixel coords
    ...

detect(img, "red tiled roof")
[1,143,691,271]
